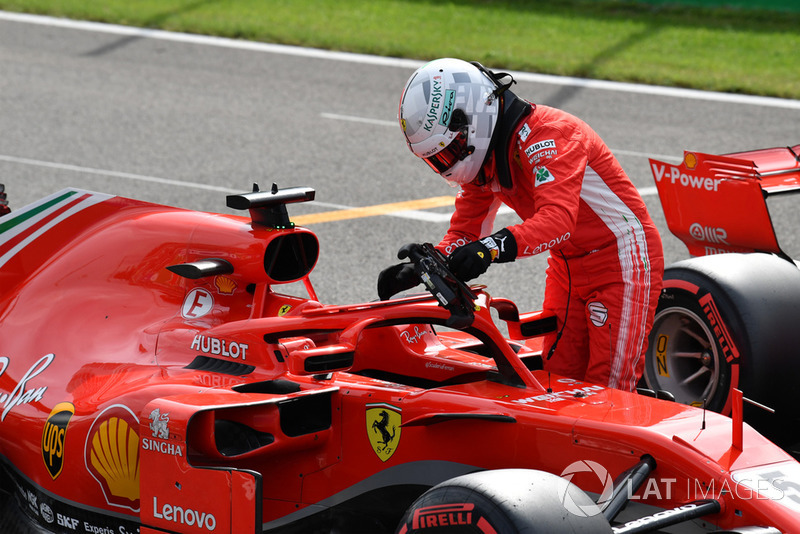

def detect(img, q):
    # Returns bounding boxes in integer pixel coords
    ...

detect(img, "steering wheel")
[398,243,477,329]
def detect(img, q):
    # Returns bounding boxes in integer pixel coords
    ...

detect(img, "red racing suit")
[438,104,664,391]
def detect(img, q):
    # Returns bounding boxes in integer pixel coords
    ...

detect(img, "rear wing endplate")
[650,144,800,257]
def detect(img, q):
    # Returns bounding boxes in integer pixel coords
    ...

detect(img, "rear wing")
[650,144,800,258]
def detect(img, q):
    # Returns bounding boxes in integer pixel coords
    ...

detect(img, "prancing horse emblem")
[366,403,402,462]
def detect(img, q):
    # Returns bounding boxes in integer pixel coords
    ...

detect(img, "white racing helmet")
[399,58,501,185]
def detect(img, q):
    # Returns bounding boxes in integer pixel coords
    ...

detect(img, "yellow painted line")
[292,196,456,225]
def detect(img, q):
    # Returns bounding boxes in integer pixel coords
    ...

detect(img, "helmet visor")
[422,130,473,175]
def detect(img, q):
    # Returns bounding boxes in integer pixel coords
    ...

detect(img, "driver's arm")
[437,185,502,257]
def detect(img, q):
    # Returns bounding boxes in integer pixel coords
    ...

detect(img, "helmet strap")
[487,89,532,189]
[470,61,516,97]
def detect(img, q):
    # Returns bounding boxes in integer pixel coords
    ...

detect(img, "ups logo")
[366,403,401,462]
[42,402,75,479]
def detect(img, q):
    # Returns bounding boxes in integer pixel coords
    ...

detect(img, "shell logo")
[85,405,141,511]
[214,275,237,295]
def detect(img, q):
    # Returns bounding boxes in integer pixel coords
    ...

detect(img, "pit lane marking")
[0,152,657,224]
[292,196,456,225]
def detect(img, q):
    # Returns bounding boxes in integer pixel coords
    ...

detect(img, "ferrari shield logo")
[366,403,401,462]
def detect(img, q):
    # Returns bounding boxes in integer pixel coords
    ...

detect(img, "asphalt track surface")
[2,11,800,313]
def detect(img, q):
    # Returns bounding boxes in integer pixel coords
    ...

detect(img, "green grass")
[2,0,799,99]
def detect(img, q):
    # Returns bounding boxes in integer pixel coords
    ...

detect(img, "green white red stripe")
[0,189,113,268]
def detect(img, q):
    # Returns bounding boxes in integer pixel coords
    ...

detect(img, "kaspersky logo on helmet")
[423,77,444,132]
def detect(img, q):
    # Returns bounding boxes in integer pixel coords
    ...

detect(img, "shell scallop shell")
[89,416,140,501]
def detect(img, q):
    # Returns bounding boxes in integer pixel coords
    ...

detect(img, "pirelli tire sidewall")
[648,253,800,439]
[646,283,734,413]
[395,469,612,534]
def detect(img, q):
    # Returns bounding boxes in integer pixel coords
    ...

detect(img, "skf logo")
[42,402,75,479]
[366,403,401,462]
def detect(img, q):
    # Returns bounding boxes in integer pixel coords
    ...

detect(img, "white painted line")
[0,154,236,193]
[320,112,684,164]
[2,10,800,110]
[320,113,396,127]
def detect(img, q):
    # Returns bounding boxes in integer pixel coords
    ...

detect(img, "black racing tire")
[644,253,800,446]
[395,469,612,534]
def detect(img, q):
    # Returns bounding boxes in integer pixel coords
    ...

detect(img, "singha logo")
[148,408,170,439]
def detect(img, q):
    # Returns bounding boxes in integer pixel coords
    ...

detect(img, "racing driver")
[378,58,664,392]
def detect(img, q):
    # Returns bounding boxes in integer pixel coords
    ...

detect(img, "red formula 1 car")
[645,144,800,456]
[1,184,800,534]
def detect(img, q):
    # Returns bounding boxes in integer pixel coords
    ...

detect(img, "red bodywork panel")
[651,144,800,257]
[1,188,800,533]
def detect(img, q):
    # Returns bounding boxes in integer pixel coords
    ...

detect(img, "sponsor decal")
[278,304,292,316]
[513,385,605,405]
[58,513,79,530]
[213,275,236,295]
[524,138,556,158]
[438,89,456,127]
[182,288,214,319]
[689,223,728,245]
[518,123,531,142]
[40,502,54,524]
[366,403,401,462]
[42,401,75,479]
[400,325,430,344]
[614,504,706,533]
[190,334,249,360]
[480,236,500,261]
[423,76,444,132]
[4,463,142,533]
[534,166,555,186]
[651,163,722,191]
[85,404,140,511]
[412,503,475,529]
[0,353,54,421]
[144,408,183,457]
[588,301,608,327]
[525,232,571,256]
[425,361,456,372]
[699,294,739,363]
[153,496,217,531]
[655,334,670,377]
[443,237,472,256]
[149,408,170,439]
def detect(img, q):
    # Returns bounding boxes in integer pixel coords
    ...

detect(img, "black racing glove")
[377,261,421,300]
[447,228,517,282]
